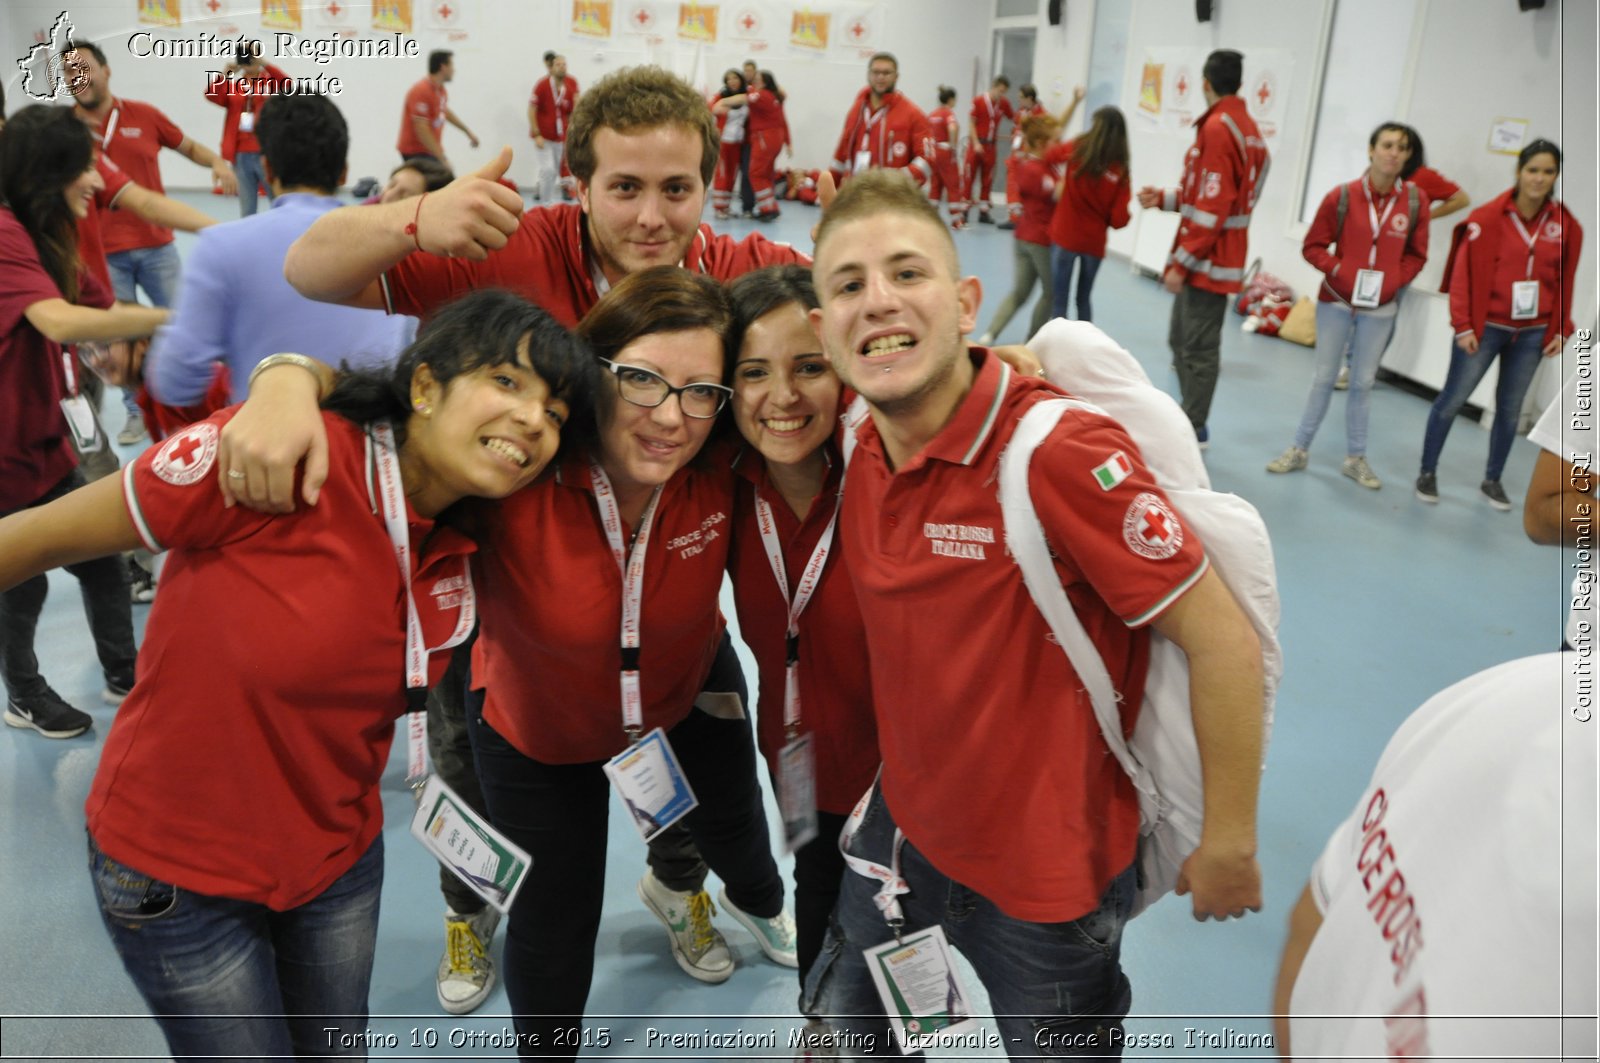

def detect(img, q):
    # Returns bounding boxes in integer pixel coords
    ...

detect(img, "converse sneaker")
[5,689,92,739]
[1415,472,1439,504]
[717,887,798,967]
[1266,446,1308,474]
[436,906,500,1015]
[1480,479,1513,511]
[637,871,733,983]
[1342,456,1382,490]
[128,556,156,604]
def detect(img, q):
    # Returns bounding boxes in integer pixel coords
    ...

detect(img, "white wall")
[1029,0,1098,136]
[1,0,991,192]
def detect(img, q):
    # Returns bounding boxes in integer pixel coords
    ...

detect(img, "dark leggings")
[467,633,784,1060]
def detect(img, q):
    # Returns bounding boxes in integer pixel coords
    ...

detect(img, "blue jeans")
[1291,299,1398,456]
[90,832,383,1061]
[234,151,273,217]
[1420,324,1548,481]
[1051,247,1103,322]
[801,785,1136,1059]
[107,242,183,416]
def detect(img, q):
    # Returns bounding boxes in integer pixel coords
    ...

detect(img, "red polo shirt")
[842,351,1209,922]
[89,98,185,254]
[381,203,807,328]
[0,208,113,512]
[397,77,446,156]
[77,154,132,289]
[91,410,477,910]
[1409,165,1461,207]
[471,448,737,764]
[969,93,1015,142]
[727,447,879,815]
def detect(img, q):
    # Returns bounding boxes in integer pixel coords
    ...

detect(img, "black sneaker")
[1415,472,1439,504]
[1481,479,1512,511]
[103,679,134,706]
[977,212,995,224]
[5,690,93,739]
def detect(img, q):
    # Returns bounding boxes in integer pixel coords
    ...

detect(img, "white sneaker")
[717,887,798,967]
[637,871,733,983]
[436,907,500,1015]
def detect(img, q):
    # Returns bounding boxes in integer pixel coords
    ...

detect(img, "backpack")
[1001,320,1281,917]
[1334,181,1420,244]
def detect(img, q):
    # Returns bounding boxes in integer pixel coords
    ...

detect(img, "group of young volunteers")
[0,33,1578,1063]
[1264,125,1579,504]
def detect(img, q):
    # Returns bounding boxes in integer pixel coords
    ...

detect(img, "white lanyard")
[102,105,120,144]
[589,459,664,739]
[370,423,477,784]
[753,489,839,737]
[1509,206,1551,279]
[60,350,79,397]
[1363,178,1400,269]
[857,102,887,152]
[839,781,910,933]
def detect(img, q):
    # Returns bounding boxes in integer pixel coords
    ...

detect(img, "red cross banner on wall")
[1243,51,1291,141]
[261,0,305,31]
[315,0,353,27]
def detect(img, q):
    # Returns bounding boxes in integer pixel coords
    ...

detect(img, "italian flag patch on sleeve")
[1092,451,1133,491]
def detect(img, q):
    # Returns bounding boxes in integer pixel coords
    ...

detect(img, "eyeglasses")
[600,359,732,420]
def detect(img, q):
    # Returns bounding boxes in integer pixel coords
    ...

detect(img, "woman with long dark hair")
[710,68,750,220]
[1415,139,1580,509]
[713,70,791,221]
[0,104,165,739]
[0,288,593,1057]
[1045,97,1131,322]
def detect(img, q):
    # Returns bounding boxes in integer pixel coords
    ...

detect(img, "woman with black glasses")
[462,266,792,1058]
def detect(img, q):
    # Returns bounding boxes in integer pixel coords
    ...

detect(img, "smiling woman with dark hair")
[0,104,166,741]
[0,288,592,1058]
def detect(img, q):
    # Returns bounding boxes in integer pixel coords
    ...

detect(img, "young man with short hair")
[801,169,1266,1056]
[828,52,932,188]
[964,74,1014,224]
[398,50,479,167]
[64,38,238,445]
[527,53,577,205]
[1137,49,1269,447]
[286,65,804,330]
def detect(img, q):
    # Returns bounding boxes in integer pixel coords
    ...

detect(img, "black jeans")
[1168,285,1229,430]
[1,470,136,701]
[793,810,848,990]
[467,631,784,1059]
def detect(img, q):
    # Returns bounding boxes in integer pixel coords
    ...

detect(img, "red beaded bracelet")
[404,191,428,252]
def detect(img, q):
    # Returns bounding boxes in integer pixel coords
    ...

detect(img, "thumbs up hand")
[415,146,526,261]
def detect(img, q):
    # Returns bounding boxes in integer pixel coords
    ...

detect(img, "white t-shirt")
[1289,653,1597,1061]
[1528,369,1596,648]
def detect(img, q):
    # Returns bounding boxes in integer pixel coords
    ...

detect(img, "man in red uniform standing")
[827,53,932,188]
[64,38,237,446]
[528,53,578,207]
[963,74,1014,224]
[1137,49,1268,447]
[397,50,479,168]
[801,168,1265,1056]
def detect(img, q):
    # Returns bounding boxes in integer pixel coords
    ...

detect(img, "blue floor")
[0,193,1571,1058]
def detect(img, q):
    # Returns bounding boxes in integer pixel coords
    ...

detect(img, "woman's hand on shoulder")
[217,367,330,513]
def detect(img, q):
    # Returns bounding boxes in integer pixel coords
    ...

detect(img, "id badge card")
[1511,279,1540,320]
[864,925,980,1052]
[238,111,255,133]
[410,775,532,915]
[603,726,698,842]
[777,733,820,853]
[854,149,872,174]
[1351,268,1384,309]
[59,394,102,451]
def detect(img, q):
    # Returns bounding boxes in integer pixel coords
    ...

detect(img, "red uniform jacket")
[1045,139,1132,258]
[1440,188,1581,347]
[829,89,932,185]
[206,63,291,161]
[1303,177,1430,308]
[969,92,1015,143]
[1159,95,1269,295]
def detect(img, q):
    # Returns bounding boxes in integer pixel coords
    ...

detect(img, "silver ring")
[226,469,247,480]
